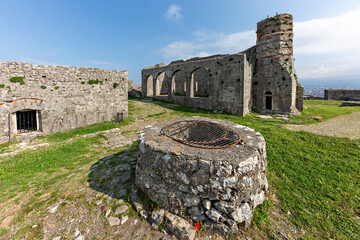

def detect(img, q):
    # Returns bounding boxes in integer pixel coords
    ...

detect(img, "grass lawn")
[0,99,359,239]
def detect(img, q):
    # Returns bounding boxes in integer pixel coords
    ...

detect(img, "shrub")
[88,79,100,84]
[9,77,25,85]
[113,82,119,88]
[81,81,85,84]
[0,84,5,88]
[54,86,59,90]
[41,85,47,89]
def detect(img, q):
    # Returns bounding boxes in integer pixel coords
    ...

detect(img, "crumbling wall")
[0,61,128,143]
[324,89,360,101]
[141,13,301,117]
[142,54,251,116]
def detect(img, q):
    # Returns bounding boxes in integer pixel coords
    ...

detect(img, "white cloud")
[159,30,255,60]
[165,4,182,21]
[159,7,360,81]
[294,7,360,55]
[293,6,360,79]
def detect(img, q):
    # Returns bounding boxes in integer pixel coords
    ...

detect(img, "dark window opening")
[265,96,272,110]
[16,110,37,133]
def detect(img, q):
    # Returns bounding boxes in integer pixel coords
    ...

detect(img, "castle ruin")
[142,13,303,116]
[0,61,128,143]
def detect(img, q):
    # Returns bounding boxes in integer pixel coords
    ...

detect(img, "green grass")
[264,128,360,239]
[146,99,360,238]
[0,99,359,239]
[0,136,101,198]
[292,100,360,124]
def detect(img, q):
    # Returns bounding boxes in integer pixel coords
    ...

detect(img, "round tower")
[252,13,300,116]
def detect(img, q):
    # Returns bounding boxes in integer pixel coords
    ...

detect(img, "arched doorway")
[191,68,210,98]
[171,70,186,96]
[155,72,168,96]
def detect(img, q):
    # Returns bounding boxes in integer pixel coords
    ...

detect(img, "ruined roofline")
[257,13,293,25]
[0,60,127,73]
[144,52,247,70]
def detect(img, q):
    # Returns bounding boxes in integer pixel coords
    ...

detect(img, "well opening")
[161,120,241,149]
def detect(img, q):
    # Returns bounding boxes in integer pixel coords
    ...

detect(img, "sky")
[0,0,359,87]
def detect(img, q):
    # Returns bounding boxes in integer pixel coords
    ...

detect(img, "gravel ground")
[285,112,360,139]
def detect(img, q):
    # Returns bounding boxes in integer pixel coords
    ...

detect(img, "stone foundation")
[136,117,268,235]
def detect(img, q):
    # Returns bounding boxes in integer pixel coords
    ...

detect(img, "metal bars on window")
[16,110,37,133]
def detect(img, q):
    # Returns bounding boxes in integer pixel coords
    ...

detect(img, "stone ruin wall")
[252,13,300,116]
[142,53,252,116]
[141,13,303,117]
[0,61,128,143]
[324,89,360,101]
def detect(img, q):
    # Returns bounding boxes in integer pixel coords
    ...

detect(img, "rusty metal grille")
[160,120,241,149]
[16,110,37,133]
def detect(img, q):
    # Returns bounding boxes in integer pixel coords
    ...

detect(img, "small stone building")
[142,13,303,116]
[0,61,128,143]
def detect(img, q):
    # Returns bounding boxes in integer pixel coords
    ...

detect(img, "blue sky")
[1,0,359,87]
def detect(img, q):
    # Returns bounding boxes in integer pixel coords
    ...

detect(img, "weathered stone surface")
[108,216,120,226]
[206,208,223,223]
[202,199,211,210]
[151,209,165,226]
[115,205,129,215]
[170,146,181,156]
[0,61,128,144]
[183,195,201,207]
[141,13,302,117]
[213,200,235,214]
[188,206,205,221]
[230,203,252,223]
[120,216,129,225]
[251,191,265,209]
[164,212,196,240]
[129,89,142,98]
[136,117,268,236]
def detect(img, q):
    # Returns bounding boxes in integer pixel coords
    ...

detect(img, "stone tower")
[252,13,301,115]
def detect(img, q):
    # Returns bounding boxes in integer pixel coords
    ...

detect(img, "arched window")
[265,91,273,110]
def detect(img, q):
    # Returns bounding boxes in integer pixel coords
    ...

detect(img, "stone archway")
[191,67,210,98]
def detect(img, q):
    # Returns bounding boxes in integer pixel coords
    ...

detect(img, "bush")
[0,84,5,88]
[9,77,25,85]
[81,81,85,84]
[88,79,100,84]
[54,86,59,90]
[113,82,119,88]
[41,85,47,89]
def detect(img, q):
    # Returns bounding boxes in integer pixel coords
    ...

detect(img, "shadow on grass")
[87,143,138,201]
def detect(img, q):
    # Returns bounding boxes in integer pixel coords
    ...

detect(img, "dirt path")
[284,112,360,139]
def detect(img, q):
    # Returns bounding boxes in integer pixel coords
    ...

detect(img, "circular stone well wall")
[136,116,268,235]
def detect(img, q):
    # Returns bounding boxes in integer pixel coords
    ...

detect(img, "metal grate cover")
[160,120,241,149]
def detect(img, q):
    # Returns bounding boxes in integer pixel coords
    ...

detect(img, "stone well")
[136,116,268,235]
